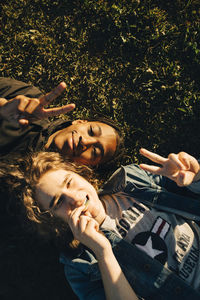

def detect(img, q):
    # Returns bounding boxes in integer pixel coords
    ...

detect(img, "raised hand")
[139,148,200,186]
[0,82,75,125]
[67,206,111,256]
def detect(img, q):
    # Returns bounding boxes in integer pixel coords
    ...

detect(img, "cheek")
[74,155,91,165]
[79,150,90,160]
[55,203,70,220]
[35,191,49,211]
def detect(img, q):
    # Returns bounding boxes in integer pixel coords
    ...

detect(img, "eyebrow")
[49,175,69,209]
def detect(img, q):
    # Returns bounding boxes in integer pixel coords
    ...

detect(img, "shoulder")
[100,164,148,194]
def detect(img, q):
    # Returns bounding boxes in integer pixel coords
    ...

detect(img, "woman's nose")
[65,190,86,207]
[80,135,97,148]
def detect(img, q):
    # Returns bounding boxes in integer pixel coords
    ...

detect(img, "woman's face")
[35,169,104,223]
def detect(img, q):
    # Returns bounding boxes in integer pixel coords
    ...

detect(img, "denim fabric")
[101,164,200,221]
[60,249,105,300]
[60,164,200,299]
[103,230,200,300]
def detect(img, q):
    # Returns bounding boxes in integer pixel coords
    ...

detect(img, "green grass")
[0,0,200,299]
[1,0,200,164]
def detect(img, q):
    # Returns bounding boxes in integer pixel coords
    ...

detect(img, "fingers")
[140,148,167,164]
[39,82,67,106]
[176,170,195,187]
[86,218,99,232]
[67,206,99,243]
[17,96,30,112]
[42,103,75,118]
[79,216,99,233]
[139,163,162,175]
[0,98,8,107]
[79,215,90,232]
[24,99,40,114]
[178,152,199,173]
[16,97,41,125]
[178,152,190,169]
[67,205,84,225]
[17,96,40,115]
[168,153,186,170]
[18,118,29,125]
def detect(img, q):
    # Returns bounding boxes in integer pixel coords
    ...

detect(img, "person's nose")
[79,135,97,149]
[64,189,86,208]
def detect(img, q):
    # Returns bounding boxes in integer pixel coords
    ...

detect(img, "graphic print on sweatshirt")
[101,192,200,290]
[110,195,171,265]
[131,217,170,264]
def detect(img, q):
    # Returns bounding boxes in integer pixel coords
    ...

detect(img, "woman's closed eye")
[89,125,94,136]
[50,176,72,211]
[54,195,65,210]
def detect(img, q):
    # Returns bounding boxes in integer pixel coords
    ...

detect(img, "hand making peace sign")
[0,82,75,125]
[139,148,200,186]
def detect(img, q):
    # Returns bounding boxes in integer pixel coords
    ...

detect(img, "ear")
[72,120,88,125]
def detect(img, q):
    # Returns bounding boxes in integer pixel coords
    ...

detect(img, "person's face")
[50,120,118,166]
[35,169,105,223]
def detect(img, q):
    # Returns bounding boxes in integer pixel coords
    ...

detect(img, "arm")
[67,206,138,300]
[0,82,75,125]
[139,148,200,187]
[97,248,138,300]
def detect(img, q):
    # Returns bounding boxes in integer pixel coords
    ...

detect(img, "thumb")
[176,171,195,186]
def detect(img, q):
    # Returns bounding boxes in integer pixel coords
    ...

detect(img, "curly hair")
[1,151,99,251]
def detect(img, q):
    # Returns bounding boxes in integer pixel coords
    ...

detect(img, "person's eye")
[66,178,72,188]
[54,195,65,210]
[92,146,97,158]
[89,125,94,136]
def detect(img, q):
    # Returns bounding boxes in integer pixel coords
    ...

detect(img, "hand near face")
[0,82,75,125]
[139,148,200,186]
[67,206,111,256]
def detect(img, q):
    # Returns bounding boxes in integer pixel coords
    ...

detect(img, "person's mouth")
[82,195,89,211]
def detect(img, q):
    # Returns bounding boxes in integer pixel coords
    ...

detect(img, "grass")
[0,0,200,299]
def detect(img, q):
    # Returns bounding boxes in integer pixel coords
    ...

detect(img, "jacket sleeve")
[101,164,200,220]
[0,77,43,99]
[0,77,47,156]
[187,181,200,194]
[102,163,200,197]
[124,163,200,195]
[60,251,106,300]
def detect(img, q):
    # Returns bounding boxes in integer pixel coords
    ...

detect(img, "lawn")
[0,0,200,299]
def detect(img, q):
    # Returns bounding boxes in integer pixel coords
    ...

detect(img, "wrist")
[95,243,113,261]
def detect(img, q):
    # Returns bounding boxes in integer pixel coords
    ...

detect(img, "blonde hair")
[21,151,98,223]
[2,151,99,250]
